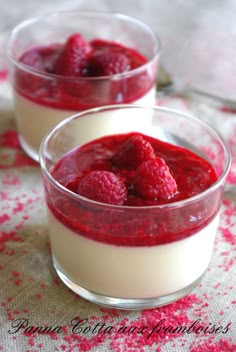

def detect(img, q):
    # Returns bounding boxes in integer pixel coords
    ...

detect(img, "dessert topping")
[91,50,131,76]
[54,33,92,76]
[111,134,155,169]
[78,170,127,205]
[20,50,44,70]
[48,132,218,245]
[133,157,178,201]
[17,34,151,109]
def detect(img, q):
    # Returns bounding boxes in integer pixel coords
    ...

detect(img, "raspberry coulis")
[15,37,154,111]
[45,132,220,247]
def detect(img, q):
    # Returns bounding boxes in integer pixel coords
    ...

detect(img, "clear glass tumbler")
[39,105,230,310]
[7,11,160,161]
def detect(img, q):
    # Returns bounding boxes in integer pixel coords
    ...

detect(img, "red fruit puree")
[15,34,155,110]
[44,132,221,247]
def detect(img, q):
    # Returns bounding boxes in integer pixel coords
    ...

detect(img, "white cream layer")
[14,88,156,156]
[47,210,219,299]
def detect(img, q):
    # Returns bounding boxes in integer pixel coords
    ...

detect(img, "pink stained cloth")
[0,69,236,352]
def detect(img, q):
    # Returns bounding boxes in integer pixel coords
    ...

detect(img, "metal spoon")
[157,65,236,112]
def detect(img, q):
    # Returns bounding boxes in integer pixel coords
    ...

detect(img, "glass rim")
[39,104,231,211]
[7,10,161,81]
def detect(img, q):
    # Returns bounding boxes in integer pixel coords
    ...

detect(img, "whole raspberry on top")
[91,50,131,76]
[111,134,156,169]
[54,33,92,76]
[78,171,127,205]
[134,157,178,201]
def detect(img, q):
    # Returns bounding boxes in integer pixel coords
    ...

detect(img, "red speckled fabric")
[0,67,236,351]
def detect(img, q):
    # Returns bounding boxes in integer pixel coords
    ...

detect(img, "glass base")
[53,256,204,310]
[19,134,39,162]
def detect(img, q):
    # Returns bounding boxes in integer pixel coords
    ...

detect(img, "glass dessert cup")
[39,105,230,310]
[7,11,160,162]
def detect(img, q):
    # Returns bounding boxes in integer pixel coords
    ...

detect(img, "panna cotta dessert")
[40,105,230,309]
[8,11,160,161]
[48,132,219,298]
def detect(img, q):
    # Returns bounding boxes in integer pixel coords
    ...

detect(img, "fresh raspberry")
[91,50,130,76]
[78,171,127,205]
[133,157,178,201]
[111,134,155,169]
[54,33,92,76]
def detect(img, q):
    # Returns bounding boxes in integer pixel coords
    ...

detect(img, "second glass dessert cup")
[7,11,160,161]
[39,105,230,310]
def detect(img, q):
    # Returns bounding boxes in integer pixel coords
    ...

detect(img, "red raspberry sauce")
[14,39,155,111]
[45,133,220,246]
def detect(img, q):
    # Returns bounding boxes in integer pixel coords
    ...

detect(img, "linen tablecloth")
[0,64,236,352]
[1,3,236,348]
